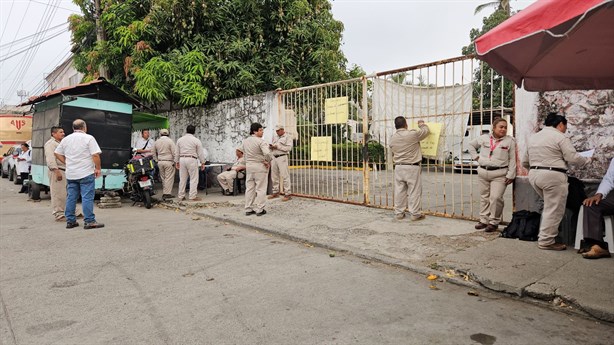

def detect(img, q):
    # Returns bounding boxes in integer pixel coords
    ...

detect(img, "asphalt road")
[0,178,611,345]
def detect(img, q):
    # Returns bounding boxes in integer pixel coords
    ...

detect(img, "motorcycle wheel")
[144,191,153,209]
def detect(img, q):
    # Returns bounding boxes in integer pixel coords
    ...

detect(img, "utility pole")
[94,0,109,79]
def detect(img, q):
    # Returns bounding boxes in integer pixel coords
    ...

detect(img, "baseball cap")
[275,125,284,130]
[159,129,169,135]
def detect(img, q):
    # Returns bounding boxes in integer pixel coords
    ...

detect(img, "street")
[0,178,612,345]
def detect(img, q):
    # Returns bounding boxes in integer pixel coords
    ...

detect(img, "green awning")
[132,111,169,131]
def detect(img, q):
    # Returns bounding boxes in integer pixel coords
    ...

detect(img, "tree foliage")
[69,0,358,109]
[462,9,514,110]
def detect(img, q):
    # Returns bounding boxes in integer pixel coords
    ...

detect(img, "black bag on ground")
[500,210,541,241]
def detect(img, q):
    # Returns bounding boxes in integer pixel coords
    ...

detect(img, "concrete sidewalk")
[165,190,614,323]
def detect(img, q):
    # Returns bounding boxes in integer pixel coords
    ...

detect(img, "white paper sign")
[579,149,595,158]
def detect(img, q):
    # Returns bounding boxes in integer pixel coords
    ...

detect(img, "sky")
[0,0,533,106]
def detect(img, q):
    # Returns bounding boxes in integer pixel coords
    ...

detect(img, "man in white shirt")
[55,119,104,230]
[579,157,614,259]
[134,129,155,157]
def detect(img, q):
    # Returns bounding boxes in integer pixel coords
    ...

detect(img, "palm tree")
[474,0,511,16]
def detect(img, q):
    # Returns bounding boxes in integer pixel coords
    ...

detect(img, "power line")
[0,0,16,43]
[2,0,31,60]
[30,0,80,13]
[29,49,72,96]
[0,22,68,49]
[0,28,68,62]
[3,0,61,101]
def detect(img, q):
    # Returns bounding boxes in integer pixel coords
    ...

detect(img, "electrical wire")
[3,0,61,101]
[0,22,67,49]
[0,28,68,62]
[28,49,73,96]
[30,0,80,13]
[0,0,16,43]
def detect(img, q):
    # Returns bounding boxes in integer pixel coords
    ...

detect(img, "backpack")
[500,210,541,241]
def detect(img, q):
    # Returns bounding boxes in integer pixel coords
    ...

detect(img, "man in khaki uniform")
[268,125,293,201]
[44,126,80,221]
[389,117,429,221]
[243,123,274,216]
[175,125,206,201]
[152,128,176,199]
[522,113,589,251]
[467,118,516,232]
[217,147,246,195]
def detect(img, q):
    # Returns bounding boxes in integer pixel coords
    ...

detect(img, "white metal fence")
[278,55,515,221]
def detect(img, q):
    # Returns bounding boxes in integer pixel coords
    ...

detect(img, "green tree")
[69,0,358,109]
[462,9,514,110]
[474,0,510,16]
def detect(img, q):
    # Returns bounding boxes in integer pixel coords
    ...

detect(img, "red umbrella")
[475,0,614,91]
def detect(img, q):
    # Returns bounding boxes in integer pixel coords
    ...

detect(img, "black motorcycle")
[124,155,155,209]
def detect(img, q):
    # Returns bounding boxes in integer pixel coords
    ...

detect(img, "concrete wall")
[147,91,279,163]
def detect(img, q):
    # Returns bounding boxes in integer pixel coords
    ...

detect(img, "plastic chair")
[575,207,614,253]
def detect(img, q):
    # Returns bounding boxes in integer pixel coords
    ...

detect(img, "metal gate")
[277,55,514,221]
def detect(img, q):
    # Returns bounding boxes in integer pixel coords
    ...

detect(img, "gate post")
[361,76,370,205]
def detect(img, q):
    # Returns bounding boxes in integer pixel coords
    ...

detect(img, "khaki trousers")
[528,170,568,246]
[158,161,175,195]
[271,155,291,195]
[477,167,509,225]
[178,157,199,200]
[245,164,268,213]
[217,170,238,192]
[48,170,66,217]
[393,165,422,216]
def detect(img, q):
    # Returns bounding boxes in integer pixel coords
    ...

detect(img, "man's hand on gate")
[201,163,205,171]
[583,193,603,207]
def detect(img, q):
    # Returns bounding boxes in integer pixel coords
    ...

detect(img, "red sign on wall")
[10,119,26,131]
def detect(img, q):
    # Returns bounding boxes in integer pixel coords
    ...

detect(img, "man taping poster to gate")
[410,122,442,157]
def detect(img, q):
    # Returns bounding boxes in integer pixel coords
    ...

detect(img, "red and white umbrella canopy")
[475,0,614,91]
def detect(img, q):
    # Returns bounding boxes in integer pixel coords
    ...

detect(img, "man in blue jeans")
[54,119,105,229]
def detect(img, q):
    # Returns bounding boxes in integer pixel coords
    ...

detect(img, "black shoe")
[66,221,80,229]
[256,210,267,216]
[162,194,175,199]
[84,222,105,230]
[245,210,256,216]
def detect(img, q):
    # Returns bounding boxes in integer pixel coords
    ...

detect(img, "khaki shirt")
[468,134,517,179]
[521,126,588,170]
[174,134,205,163]
[271,133,293,156]
[389,124,430,164]
[231,157,246,171]
[153,136,176,162]
[44,137,64,170]
[242,135,273,173]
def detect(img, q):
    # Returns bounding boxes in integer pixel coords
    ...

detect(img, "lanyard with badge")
[489,136,501,158]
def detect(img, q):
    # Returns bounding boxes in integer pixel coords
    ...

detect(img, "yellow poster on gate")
[409,122,442,157]
[310,136,333,161]
[324,97,348,124]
